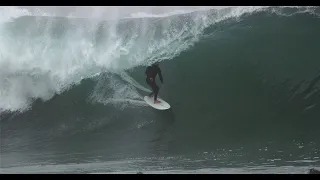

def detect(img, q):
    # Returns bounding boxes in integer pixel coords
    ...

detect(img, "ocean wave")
[0,6,271,113]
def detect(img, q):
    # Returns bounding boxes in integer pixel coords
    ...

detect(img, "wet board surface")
[144,96,170,110]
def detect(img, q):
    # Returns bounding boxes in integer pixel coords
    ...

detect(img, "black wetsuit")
[145,65,163,101]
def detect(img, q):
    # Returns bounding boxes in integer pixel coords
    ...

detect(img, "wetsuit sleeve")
[157,67,164,83]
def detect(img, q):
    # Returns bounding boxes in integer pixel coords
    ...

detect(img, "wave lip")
[127,7,217,19]
[0,6,31,23]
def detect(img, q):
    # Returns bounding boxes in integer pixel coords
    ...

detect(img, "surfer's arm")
[158,68,164,84]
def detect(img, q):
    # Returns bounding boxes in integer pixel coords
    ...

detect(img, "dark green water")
[1,7,320,173]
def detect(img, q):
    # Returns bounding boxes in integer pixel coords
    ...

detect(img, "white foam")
[17,6,229,20]
[127,7,215,19]
[89,74,145,110]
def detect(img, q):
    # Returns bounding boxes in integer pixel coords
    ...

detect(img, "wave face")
[1,7,320,173]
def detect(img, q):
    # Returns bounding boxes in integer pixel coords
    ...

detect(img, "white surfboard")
[144,96,171,110]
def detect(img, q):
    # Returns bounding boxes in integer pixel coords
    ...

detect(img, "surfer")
[145,61,164,104]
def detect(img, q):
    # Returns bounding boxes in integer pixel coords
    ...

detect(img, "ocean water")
[1,6,320,174]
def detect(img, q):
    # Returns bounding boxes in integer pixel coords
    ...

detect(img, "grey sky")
[19,6,232,19]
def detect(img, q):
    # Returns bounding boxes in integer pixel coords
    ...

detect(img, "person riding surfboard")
[145,61,164,104]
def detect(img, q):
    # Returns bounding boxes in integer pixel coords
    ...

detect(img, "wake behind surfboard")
[144,96,171,110]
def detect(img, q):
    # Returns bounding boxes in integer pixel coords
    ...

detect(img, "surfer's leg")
[153,84,160,102]
[147,79,160,103]
[146,78,154,97]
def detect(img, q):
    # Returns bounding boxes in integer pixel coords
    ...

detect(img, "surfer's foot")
[154,100,161,104]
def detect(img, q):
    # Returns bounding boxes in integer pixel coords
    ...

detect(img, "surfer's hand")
[149,77,153,81]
